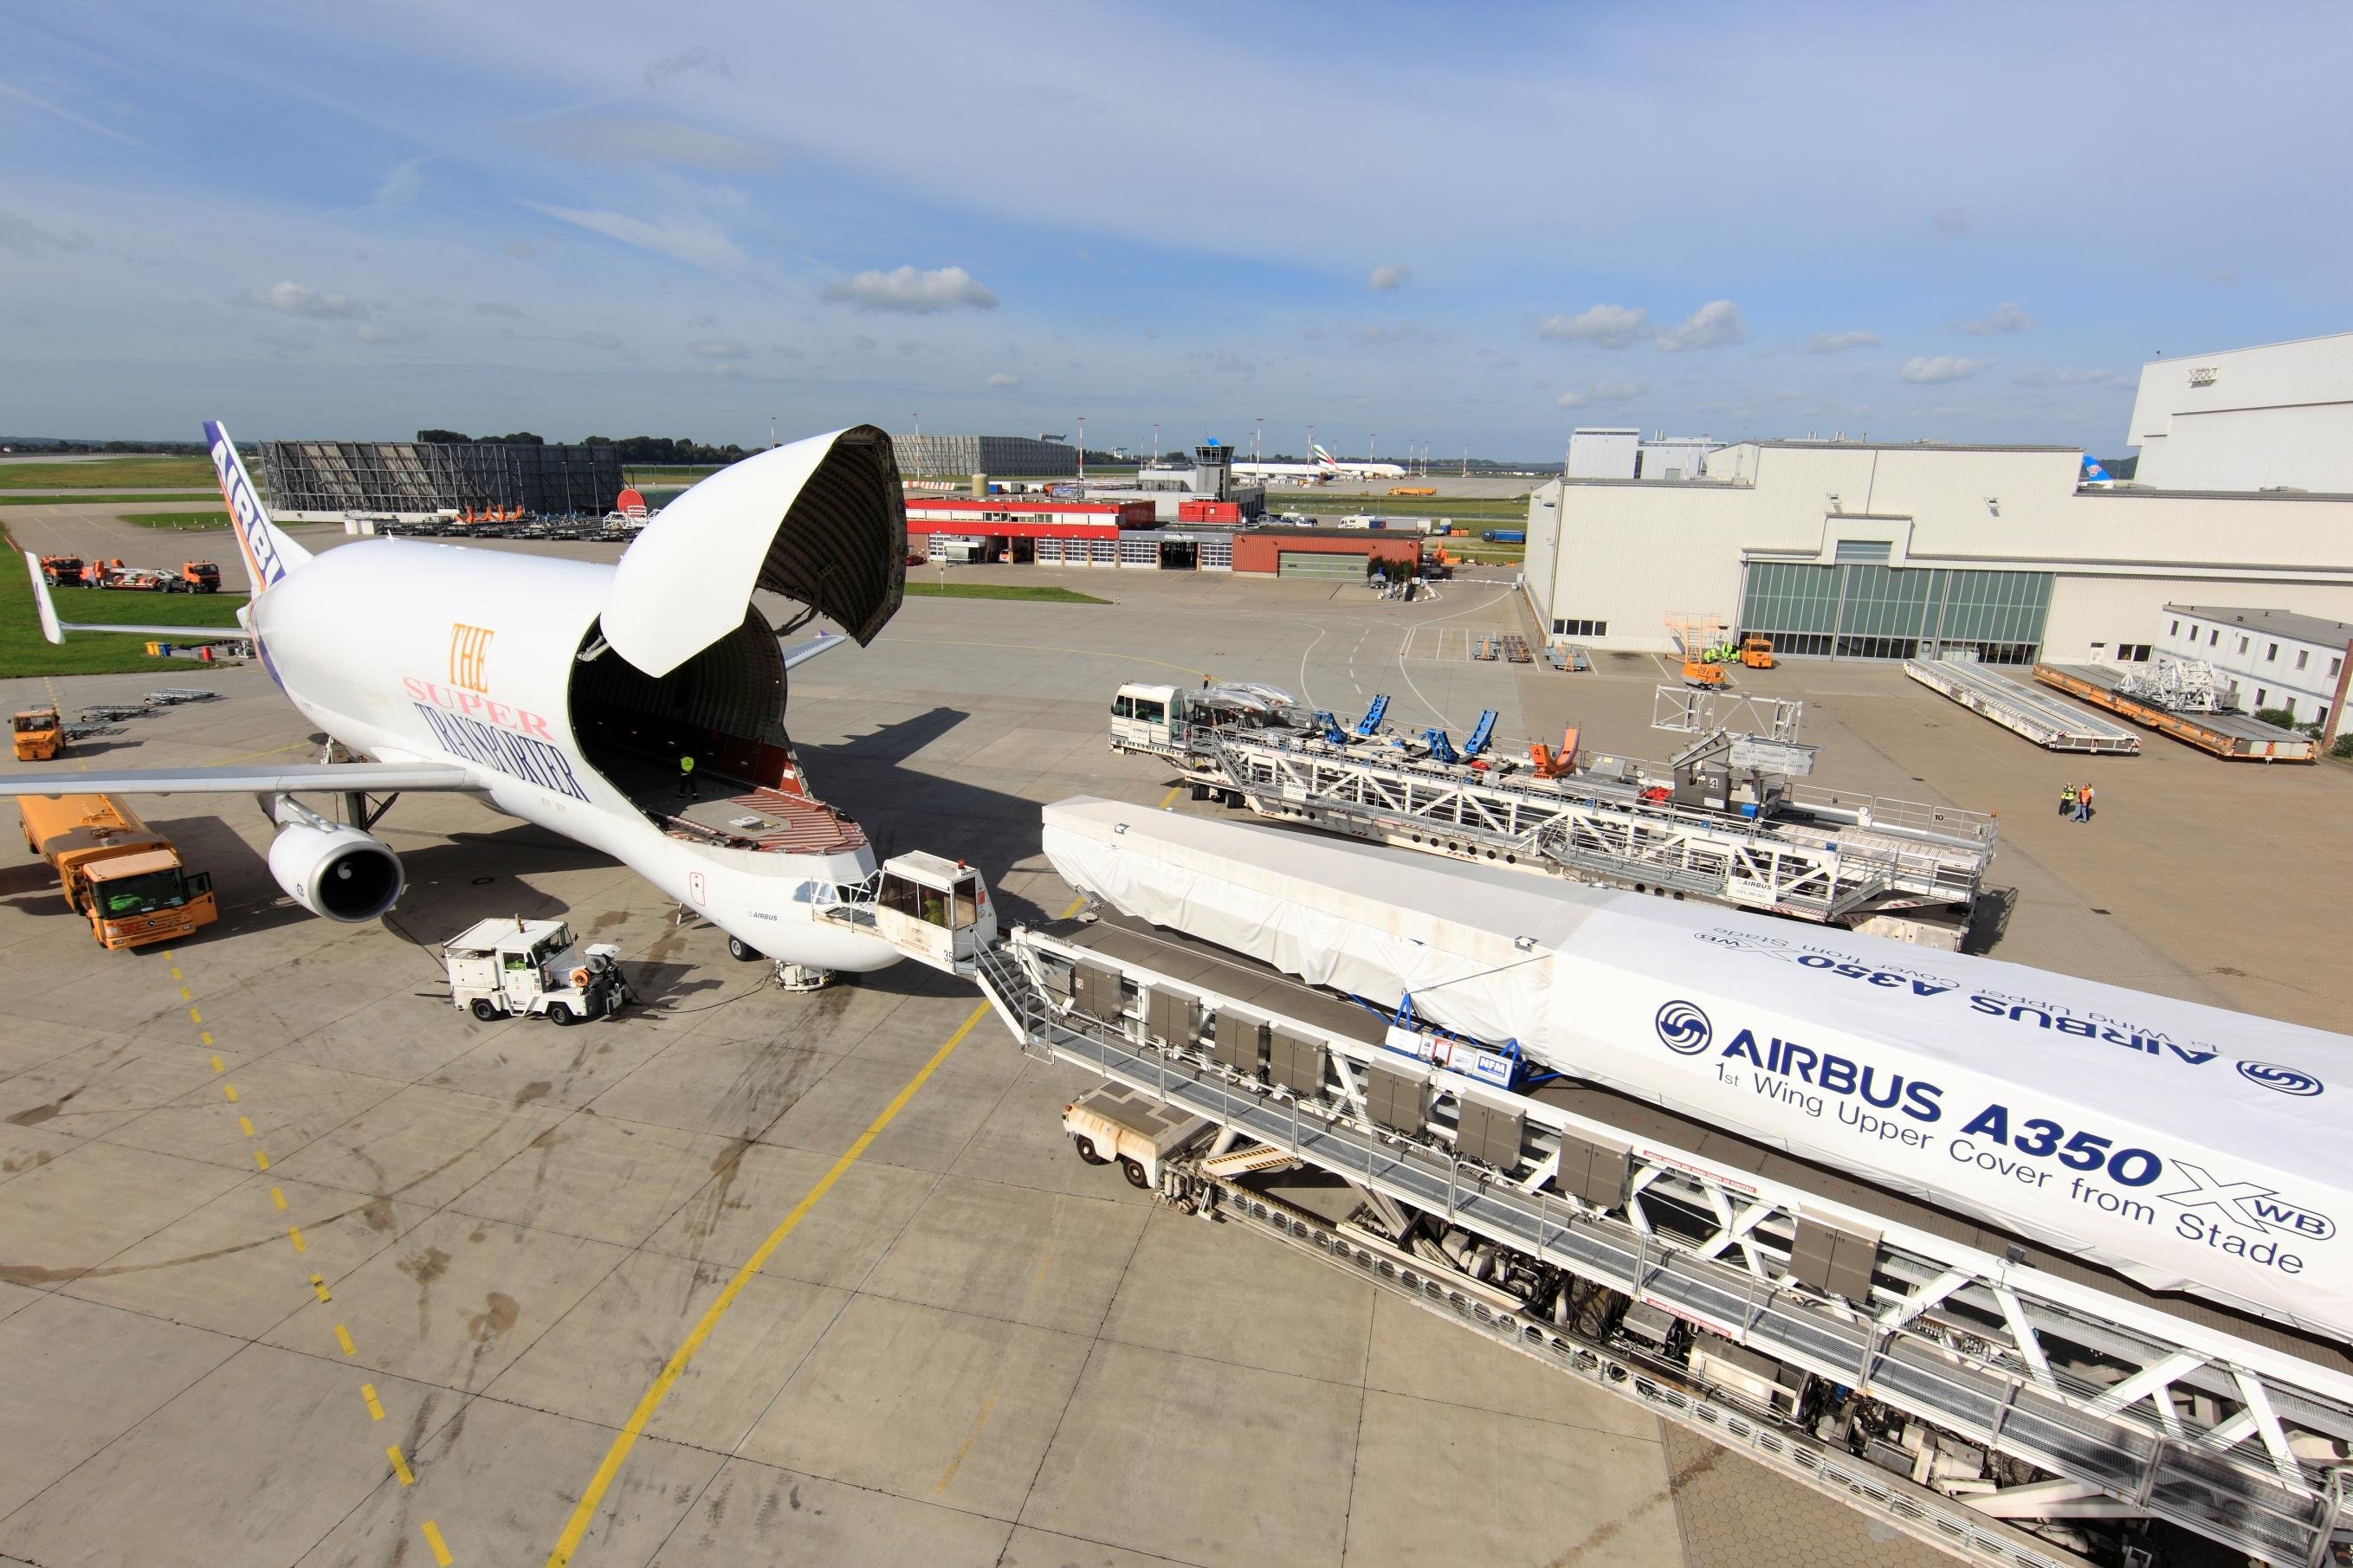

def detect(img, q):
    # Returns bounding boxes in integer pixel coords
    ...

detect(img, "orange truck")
[17,793,217,949]
[178,561,223,593]
[12,706,64,762]
[37,555,82,587]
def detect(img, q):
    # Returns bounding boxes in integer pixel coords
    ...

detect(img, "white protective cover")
[1044,797,2353,1339]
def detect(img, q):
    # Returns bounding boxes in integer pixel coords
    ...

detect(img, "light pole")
[1077,415,1086,482]
[1254,416,1264,461]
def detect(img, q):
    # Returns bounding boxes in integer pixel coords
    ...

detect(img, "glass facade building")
[1738,561,2053,663]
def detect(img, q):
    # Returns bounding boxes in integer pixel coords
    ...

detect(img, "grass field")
[0,457,217,489]
[624,466,727,485]
[902,581,1110,604]
[119,512,230,531]
[0,492,219,507]
[0,536,247,676]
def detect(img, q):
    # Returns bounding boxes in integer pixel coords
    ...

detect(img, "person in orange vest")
[2076,782,2094,823]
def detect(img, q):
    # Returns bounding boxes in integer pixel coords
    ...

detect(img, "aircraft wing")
[0,763,479,797]
[23,552,246,643]
[781,630,849,670]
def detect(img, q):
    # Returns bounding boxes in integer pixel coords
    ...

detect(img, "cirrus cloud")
[821,264,998,313]
[1804,330,1881,354]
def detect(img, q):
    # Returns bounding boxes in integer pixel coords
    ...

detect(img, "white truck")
[443,917,632,1024]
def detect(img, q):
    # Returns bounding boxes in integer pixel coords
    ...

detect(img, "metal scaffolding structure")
[261,441,624,519]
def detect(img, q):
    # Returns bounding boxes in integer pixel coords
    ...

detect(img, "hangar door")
[1277,551,1366,581]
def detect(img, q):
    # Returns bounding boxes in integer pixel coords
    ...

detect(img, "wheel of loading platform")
[469,998,500,1022]
[726,935,763,962]
[1073,1135,1109,1165]
[1118,1156,1150,1190]
[546,1003,579,1027]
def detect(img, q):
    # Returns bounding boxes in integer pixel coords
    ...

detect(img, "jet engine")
[268,818,404,922]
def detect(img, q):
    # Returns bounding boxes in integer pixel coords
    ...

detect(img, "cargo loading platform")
[2035,665,2318,763]
[1904,661,2141,754]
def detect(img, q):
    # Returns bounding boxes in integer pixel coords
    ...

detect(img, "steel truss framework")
[978,927,2353,1565]
[261,440,624,517]
[1205,732,1992,929]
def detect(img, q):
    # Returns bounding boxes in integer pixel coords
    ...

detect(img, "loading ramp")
[1904,660,2141,754]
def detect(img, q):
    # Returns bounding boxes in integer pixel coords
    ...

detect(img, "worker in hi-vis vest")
[678,753,696,798]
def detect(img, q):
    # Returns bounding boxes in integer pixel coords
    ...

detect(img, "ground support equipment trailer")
[1904,661,2141,755]
[971,801,2353,1568]
[2034,666,2317,764]
[443,917,633,1023]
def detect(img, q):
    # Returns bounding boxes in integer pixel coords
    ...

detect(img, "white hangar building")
[1521,335,2353,665]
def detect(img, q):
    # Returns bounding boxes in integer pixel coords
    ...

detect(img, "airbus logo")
[1655,999,1712,1055]
[2161,1160,2337,1241]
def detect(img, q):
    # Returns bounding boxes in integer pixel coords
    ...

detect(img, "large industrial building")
[2127,330,2353,491]
[1522,333,2353,665]
[262,439,623,520]
[890,433,1077,477]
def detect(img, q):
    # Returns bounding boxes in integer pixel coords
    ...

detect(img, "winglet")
[204,420,313,597]
[24,552,63,645]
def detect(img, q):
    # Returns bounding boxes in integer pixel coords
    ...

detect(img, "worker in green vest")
[678,752,696,799]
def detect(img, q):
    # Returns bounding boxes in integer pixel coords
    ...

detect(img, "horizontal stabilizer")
[0,762,479,797]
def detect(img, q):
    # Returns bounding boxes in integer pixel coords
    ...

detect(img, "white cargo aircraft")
[1233,444,1407,483]
[3,423,992,981]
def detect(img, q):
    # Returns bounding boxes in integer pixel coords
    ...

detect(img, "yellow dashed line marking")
[287,1226,307,1254]
[209,1052,222,1070]
[422,1520,453,1565]
[237,1115,255,1139]
[362,1384,385,1421]
[310,1274,332,1303]
[188,1007,202,1024]
[170,966,182,980]
[333,1323,355,1354]
[252,1150,269,1171]
[223,1084,238,1102]
[202,1033,214,1049]
[270,1187,287,1210]
[179,986,191,1000]
[543,997,997,1567]
[387,1445,414,1486]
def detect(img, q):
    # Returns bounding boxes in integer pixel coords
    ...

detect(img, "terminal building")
[2156,604,2353,729]
[891,433,1077,478]
[1521,332,2353,665]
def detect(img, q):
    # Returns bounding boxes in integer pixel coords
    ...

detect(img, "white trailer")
[1904,660,2140,754]
[443,917,631,1024]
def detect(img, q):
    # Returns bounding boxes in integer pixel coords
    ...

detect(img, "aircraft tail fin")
[1312,444,1336,467]
[204,420,314,596]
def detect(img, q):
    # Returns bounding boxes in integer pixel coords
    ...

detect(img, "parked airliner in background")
[0,423,992,981]
[1233,444,1408,484]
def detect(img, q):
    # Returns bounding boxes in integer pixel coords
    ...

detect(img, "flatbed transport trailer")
[975,798,2353,1568]
[1905,660,2140,754]
[2033,665,2317,763]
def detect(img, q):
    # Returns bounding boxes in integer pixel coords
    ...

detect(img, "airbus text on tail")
[204,420,313,596]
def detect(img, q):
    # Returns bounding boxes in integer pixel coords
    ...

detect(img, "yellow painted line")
[387,1445,414,1486]
[202,1033,214,1049]
[422,1520,454,1566]
[210,1054,223,1072]
[311,1274,332,1302]
[223,1083,238,1102]
[543,998,996,1567]
[237,1115,255,1138]
[178,985,191,1000]
[1157,784,1182,808]
[933,1388,1001,1494]
[170,966,182,980]
[270,1186,287,1210]
[362,1384,385,1421]
[333,1323,355,1354]
[188,1007,202,1024]
[252,1150,269,1171]
[1060,894,1087,920]
[287,1225,307,1254]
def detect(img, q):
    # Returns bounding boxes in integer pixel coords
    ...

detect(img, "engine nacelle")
[268,821,403,922]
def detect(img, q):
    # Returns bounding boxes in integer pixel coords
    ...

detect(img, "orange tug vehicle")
[18,793,217,949]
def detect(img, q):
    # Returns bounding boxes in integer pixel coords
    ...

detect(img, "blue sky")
[3,1,2346,456]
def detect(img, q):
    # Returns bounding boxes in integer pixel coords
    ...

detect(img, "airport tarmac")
[2,521,2348,1567]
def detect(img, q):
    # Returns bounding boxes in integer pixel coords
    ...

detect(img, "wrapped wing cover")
[1043,797,2353,1340]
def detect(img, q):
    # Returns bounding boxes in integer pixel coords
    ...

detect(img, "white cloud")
[986,371,1021,388]
[1656,299,1747,352]
[1899,355,1988,384]
[522,203,757,281]
[530,115,771,171]
[1536,303,1648,349]
[0,209,91,255]
[1804,329,1881,354]
[1958,301,2033,336]
[1366,262,1411,292]
[243,281,368,319]
[688,339,750,359]
[1556,379,1645,407]
[821,264,998,313]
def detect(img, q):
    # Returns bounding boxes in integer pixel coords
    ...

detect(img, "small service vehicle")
[442,916,632,1024]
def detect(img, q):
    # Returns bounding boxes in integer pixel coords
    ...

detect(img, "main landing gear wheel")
[1118,1156,1150,1190]
[1073,1135,1109,1165]
[469,998,500,1022]
[726,935,762,962]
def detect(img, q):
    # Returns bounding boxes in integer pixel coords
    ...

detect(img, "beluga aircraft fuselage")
[5,422,993,981]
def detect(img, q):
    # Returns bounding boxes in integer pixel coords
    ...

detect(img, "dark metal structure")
[260,441,624,517]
